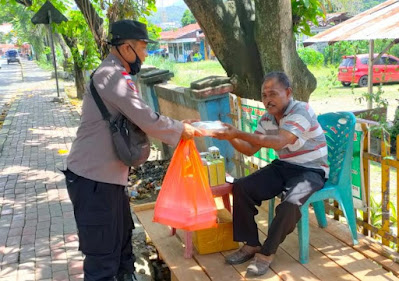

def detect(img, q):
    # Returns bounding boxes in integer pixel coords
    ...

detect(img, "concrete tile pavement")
[0,60,84,280]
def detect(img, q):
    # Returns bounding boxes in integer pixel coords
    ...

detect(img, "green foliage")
[388,99,399,151]
[323,39,399,65]
[292,0,325,36]
[138,17,161,51]
[181,9,196,27]
[368,193,397,233]
[361,0,387,11]
[298,47,324,66]
[145,55,177,74]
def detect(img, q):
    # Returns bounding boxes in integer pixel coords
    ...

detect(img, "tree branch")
[15,0,32,7]
[74,0,109,59]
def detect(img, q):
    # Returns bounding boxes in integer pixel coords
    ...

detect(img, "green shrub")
[298,47,324,66]
[144,56,177,74]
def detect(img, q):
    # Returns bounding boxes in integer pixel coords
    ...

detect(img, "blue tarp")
[148,49,165,55]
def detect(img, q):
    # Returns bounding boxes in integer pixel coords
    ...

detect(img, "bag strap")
[90,79,112,123]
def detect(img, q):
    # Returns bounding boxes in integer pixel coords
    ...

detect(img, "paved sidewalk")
[0,60,84,281]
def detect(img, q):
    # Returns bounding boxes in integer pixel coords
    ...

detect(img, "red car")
[338,54,399,87]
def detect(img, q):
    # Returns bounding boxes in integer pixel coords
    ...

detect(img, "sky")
[0,24,12,34]
[156,0,186,8]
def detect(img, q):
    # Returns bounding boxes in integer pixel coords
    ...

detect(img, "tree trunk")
[55,33,71,72]
[62,35,86,99]
[73,61,86,100]
[184,0,263,101]
[254,0,316,101]
[43,33,51,62]
[184,0,316,101]
[74,0,110,59]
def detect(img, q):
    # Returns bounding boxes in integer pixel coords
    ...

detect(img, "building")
[159,23,213,62]
[0,44,17,56]
[297,12,352,51]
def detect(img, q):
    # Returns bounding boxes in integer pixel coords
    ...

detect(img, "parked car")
[338,54,399,87]
[6,49,20,64]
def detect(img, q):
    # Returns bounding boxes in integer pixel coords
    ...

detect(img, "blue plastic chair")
[268,111,359,264]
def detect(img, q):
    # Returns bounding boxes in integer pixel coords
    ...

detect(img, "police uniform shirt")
[67,53,184,186]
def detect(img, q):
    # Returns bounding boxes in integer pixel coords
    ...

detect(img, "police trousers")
[232,160,325,256]
[63,169,135,281]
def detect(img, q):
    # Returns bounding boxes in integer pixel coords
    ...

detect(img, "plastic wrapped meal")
[191,121,226,136]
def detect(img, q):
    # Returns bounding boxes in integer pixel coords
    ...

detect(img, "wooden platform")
[133,200,399,281]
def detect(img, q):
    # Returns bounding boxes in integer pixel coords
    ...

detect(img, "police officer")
[64,20,202,281]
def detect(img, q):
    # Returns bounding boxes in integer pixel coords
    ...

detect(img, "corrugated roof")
[304,0,399,46]
[160,23,201,40]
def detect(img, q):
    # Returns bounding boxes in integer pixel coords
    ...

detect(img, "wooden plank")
[132,202,156,212]
[136,210,211,281]
[255,204,358,281]
[222,247,282,281]
[195,252,246,281]
[175,228,245,281]
[302,216,396,280]
[314,213,399,278]
[261,202,399,280]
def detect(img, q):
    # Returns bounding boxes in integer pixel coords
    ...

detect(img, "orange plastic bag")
[153,139,217,231]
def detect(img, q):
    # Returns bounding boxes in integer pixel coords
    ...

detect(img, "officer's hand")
[181,123,203,139]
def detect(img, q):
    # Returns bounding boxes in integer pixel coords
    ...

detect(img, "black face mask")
[116,44,142,75]
[127,45,142,75]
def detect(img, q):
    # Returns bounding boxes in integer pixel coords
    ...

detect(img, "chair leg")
[268,197,275,228]
[312,201,328,228]
[222,194,232,213]
[184,231,193,259]
[298,207,310,264]
[340,194,359,245]
[170,227,176,236]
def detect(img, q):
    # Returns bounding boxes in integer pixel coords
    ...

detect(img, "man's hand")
[212,123,239,140]
[181,123,203,139]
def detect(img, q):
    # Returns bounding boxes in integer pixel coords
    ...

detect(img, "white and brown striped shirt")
[255,99,329,178]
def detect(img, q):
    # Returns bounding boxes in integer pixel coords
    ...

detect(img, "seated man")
[213,71,329,276]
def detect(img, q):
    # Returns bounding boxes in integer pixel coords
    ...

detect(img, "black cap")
[109,20,157,44]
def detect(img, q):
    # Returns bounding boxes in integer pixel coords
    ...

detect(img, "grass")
[144,56,226,87]
[65,84,83,110]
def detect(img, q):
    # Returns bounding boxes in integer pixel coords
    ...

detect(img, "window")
[360,58,368,65]
[340,58,355,67]
[387,57,399,65]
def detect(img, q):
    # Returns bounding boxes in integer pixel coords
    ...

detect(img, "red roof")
[0,44,16,50]
[160,23,201,40]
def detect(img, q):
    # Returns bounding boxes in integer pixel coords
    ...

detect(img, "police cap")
[109,20,157,45]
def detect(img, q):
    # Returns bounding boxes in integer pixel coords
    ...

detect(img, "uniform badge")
[127,79,138,93]
[121,71,139,94]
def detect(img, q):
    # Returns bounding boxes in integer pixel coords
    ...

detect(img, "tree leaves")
[292,0,325,36]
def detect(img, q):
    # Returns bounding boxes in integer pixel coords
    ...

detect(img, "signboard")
[239,99,278,169]
[351,123,367,210]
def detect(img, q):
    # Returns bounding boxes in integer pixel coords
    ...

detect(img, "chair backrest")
[317,112,356,186]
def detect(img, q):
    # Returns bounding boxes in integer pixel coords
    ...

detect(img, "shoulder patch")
[120,71,139,94]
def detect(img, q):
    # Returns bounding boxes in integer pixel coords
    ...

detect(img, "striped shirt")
[255,99,329,178]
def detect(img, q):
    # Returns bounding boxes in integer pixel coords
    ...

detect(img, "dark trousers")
[63,169,135,281]
[232,160,325,256]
